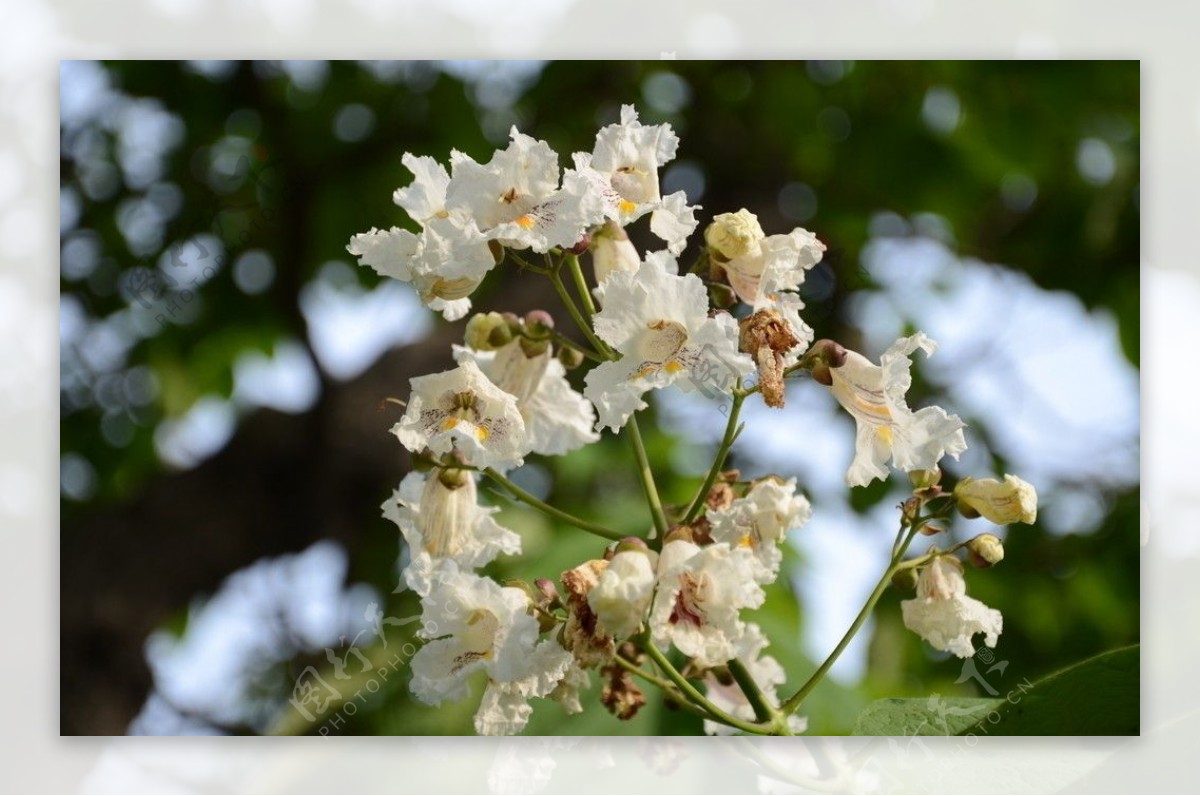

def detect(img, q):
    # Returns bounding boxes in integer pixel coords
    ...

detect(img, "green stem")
[781,523,923,715]
[728,658,788,733]
[549,268,612,360]
[482,467,624,543]
[682,391,746,524]
[565,253,598,316]
[627,415,670,539]
[611,654,720,724]
[542,328,604,363]
[641,636,775,735]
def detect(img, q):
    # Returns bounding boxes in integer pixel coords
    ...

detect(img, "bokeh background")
[59,60,1139,736]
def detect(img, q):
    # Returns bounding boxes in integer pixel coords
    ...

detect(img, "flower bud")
[909,469,942,489]
[524,309,555,335]
[919,522,945,536]
[518,335,550,358]
[954,475,1038,525]
[592,221,640,284]
[704,209,764,262]
[662,525,695,545]
[567,233,592,256]
[615,536,651,556]
[535,577,561,608]
[437,466,470,490]
[557,345,585,370]
[464,312,511,351]
[965,533,1004,568]
[891,567,920,591]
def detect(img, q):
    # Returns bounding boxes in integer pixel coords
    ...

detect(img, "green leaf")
[852,645,1139,736]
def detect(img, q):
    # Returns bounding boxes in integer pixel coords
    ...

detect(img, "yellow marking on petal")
[618,199,638,215]
[853,396,892,419]
[876,425,893,444]
[442,417,460,431]
[738,535,754,548]
[631,365,659,380]
[663,360,685,374]
[515,214,536,229]
[475,425,490,441]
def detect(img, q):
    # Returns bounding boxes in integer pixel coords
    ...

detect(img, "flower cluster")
[349,106,1039,735]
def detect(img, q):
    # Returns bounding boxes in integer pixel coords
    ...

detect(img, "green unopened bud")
[708,282,737,308]
[524,309,555,335]
[465,312,511,351]
[909,469,942,490]
[615,537,651,556]
[891,567,920,591]
[437,466,470,490]
[518,335,550,358]
[954,475,1038,525]
[557,346,585,370]
[663,526,694,545]
[965,533,1005,568]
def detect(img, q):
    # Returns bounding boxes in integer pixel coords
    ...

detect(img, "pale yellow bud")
[704,209,765,261]
[954,475,1038,525]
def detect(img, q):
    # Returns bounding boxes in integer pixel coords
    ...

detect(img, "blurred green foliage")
[61,60,1138,735]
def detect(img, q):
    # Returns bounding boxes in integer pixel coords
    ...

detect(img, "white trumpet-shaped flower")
[410,568,574,735]
[393,359,527,471]
[701,624,808,735]
[827,333,967,487]
[584,253,755,432]
[454,340,598,457]
[708,478,812,584]
[382,471,521,596]
[955,474,1038,525]
[649,540,764,668]
[901,556,1002,658]
[588,549,658,640]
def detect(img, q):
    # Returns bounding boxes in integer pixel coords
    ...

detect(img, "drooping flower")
[347,216,494,321]
[826,332,967,487]
[382,471,521,596]
[409,568,574,736]
[560,559,615,667]
[590,220,642,285]
[588,547,658,640]
[900,555,1002,658]
[453,338,598,458]
[584,253,755,432]
[648,540,764,668]
[954,474,1038,525]
[392,359,527,471]
[721,225,825,306]
[707,478,812,584]
[701,624,808,735]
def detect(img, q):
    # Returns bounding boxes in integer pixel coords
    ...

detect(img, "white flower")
[701,624,808,735]
[447,129,604,253]
[548,661,590,716]
[584,253,755,431]
[393,359,527,471]
[574,106,699,253]
[708,478,812,583]
[955,474,1038,525]
[392,153,451,224]
[590,221,642,285]
[454,340,598,457]
[382,471,521,595]
[588,549,658,640]
[649,540,764,668]
[590,105,679,217]
[723,225,825,305]
[347,216,494,321]
[901,556,1002,658]
[410,568,573,735]
[827,333,968,487]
